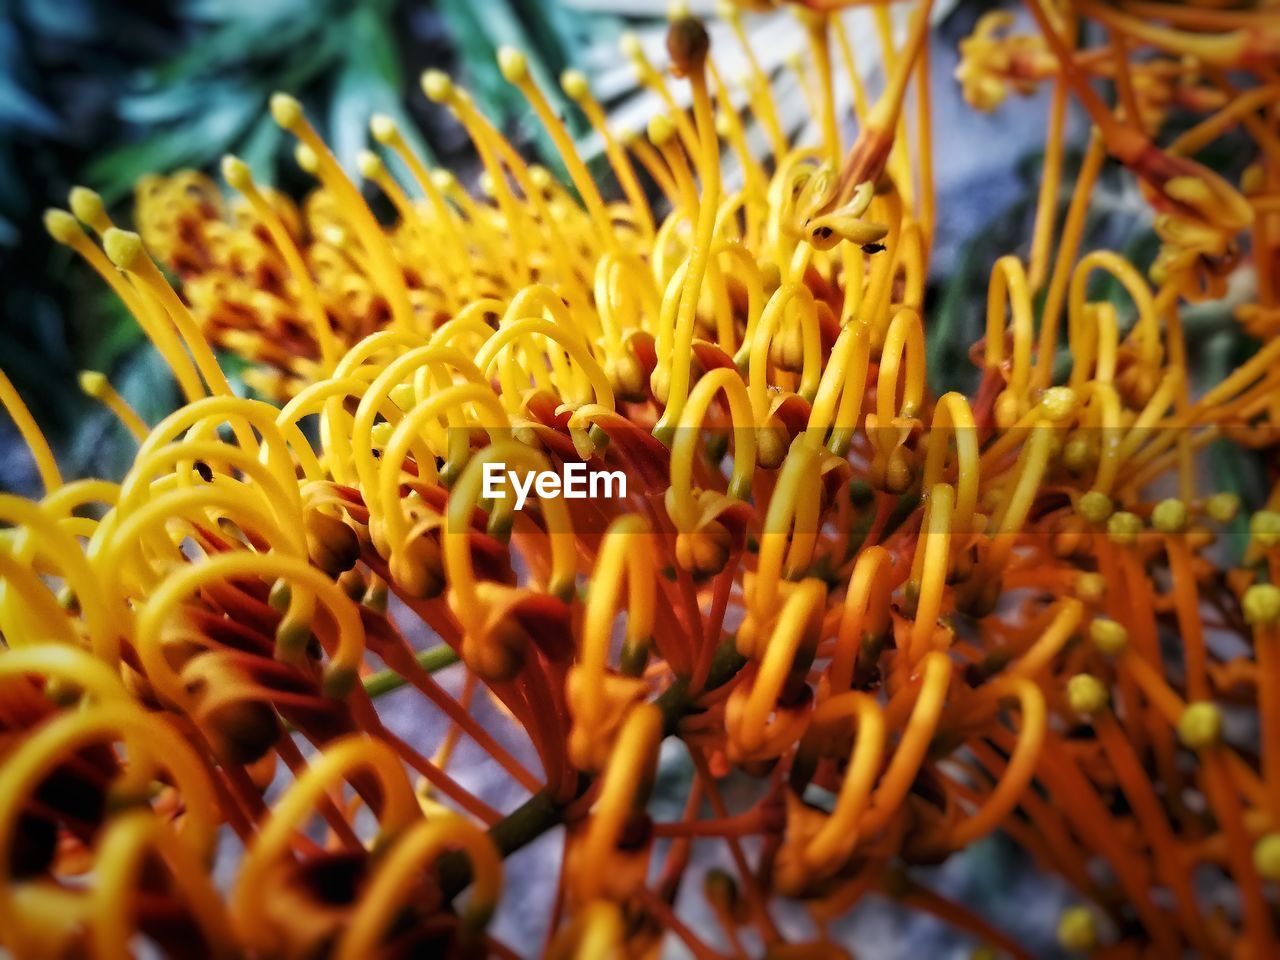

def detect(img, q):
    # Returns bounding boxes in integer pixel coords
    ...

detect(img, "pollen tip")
[103,228,146,270]
[1066,674,1108,716]
[620,32,644,61]
[357,150,384,180]
[68,187,106,229]
[1205,491,1240,524]
[221,155,252,190]
[78,370,109,398]
[1056,907,1097,951]
[497,46,528,84]
[560,69,589,101]
[1177,702,1222,750]
[1089,619,1128,656]
[430,169,457,192]
[422,70,454,103]
[294,143,319,175]
[715,0,738,21]
[1255,833,1280,881]
[369,114,398,144]
[647,113,676,146]
[44,208,83,245]
[269,92,304,130]
[1243,584,1280,626]
[1151,498,1187,534]
[1077,490,1113,525]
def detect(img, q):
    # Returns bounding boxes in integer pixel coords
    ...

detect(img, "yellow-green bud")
[1106,510,1143,545]
[1177,701,1222,750]
[1077,491,1112,524]
[1075,572,1106,603]
[1066,674,1108,716]
[1039,386,1077,422]
[1205,492,1240,524]
[1250,510,1280,548]
[1089,618,1128,656]
[1242,584,1280,626]
[1253,833,1280,881]
[1057,907,1097,951]
[1151,498,1187,534]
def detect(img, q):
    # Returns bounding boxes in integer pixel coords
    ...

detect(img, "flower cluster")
[3,1,1280,956]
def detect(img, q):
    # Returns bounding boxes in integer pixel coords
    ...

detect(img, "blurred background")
[0,1,1261,954]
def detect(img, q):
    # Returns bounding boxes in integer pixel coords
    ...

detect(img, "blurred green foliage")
[0,0,602,492]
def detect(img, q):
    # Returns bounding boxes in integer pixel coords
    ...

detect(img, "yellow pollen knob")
[1205,492,1240,523]
[44,209,83,245]
[1074,572,1106,602]
[294,143,319,174]
[648,114,676,146]
[1077,491,1113,524]
[422,70,455,103]
[1106,511,1142,545]
[1151,498,1187,534]
[430,169,457,192]
[68,187,109,232]
[77,370,109,399]
[221,155,253,190]
[1254,833,1280,881]
[1250,510,1280,548]
[1067,674,1108,716]
[1057,907,1097,951]
[1177,702,1222,750]
[370,114,398,144]
[497,47,528,84]
[1242,584,1280,626]
[619,32,644,62]
[102,228,146,270]
[269,92,303,130]
[1039,386,1076,421]
[560,69,589,102]
[357,150,384,180]
[1089,619,1128,656]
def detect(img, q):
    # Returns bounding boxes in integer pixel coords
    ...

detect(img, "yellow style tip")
[1056,907,1097,951]
[294,143,319,174]
[357,150,384,180]
[497,46,529,84]
[422,70,455,103]
[269,92,304,130]
[68,187,107,229]
[647,114,676,146]
[370,113,398,144]
[1177,701,1222,750]
[1066,674,1108,716]
[78,370,109,398]
[103,227,146,271]
[221,155,253,190]
[560,69,589,102]
[1242,584,1280,626]
[44,208,83,245]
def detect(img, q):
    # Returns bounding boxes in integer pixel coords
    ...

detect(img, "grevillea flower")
[3,0,1280,957]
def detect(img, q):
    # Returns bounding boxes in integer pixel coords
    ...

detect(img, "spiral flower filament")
[5,1,1280,956]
